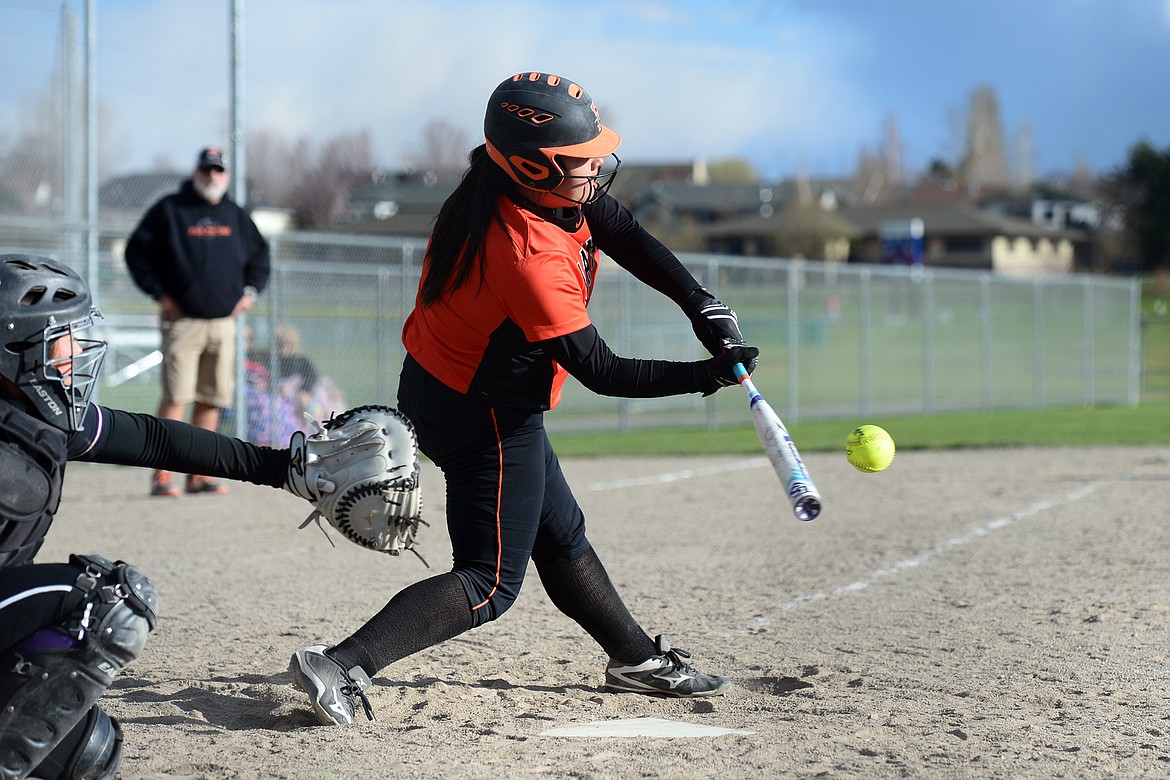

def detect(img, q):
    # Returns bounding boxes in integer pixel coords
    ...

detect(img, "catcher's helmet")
[0,254,107,431]
[484,72,622,196]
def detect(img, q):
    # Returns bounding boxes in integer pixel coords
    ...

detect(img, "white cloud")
[5,0,1163,179]
[83,0,871,175]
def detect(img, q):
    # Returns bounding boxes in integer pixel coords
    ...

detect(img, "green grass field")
[548,400,1170,456]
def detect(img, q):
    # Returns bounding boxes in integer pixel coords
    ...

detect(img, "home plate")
[540,718,754,738]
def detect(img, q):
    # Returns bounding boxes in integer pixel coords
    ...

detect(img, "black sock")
[535,547,655,664]
[329,573,473,676]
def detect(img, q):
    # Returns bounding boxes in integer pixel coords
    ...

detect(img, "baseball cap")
[196,146,226,170]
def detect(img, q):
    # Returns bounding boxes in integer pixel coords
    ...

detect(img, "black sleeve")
[242,208,272,293]
[541,324,713,398]
[123,202,167,300]
[76,407,288,489]
[583,194,702,306]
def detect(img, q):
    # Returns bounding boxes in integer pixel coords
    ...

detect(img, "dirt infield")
[40,446,1170,779]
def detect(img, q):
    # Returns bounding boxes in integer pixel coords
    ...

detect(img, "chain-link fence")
[1141,314,1170,400]
[0,216,1141,438]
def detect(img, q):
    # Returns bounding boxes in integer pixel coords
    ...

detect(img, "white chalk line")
[586,460,1102,629]
[588,456,767,491]
[744,482,1102,632]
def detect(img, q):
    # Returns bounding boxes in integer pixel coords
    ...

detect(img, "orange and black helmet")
[484,72,622,192]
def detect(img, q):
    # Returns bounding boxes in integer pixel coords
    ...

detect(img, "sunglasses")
[198,166,226,174]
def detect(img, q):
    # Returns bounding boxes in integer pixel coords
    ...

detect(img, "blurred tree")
[852,113,902,204]
[1116,140,1170,272]
[405,120,470,182]
[923,158,957,183]
[882,114,903,185]
[1010,121,1035,189]
[290,132,376,228]
[959,84,1009,191]
[0,84,64,214]
[704,158,758,182]
[247,130,376,227]
[0,74,122,216]
[245,130,299,206]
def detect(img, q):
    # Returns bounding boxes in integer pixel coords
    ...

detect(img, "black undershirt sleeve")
[79,407,288,488]
[541,325,712,398]
[583,195,702,306]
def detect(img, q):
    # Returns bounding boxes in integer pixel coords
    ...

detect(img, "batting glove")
[682,287,746,356]
[698,345,759,396]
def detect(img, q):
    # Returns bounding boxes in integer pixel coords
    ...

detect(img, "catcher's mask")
[0,254,107,432]
[484,71,622,204]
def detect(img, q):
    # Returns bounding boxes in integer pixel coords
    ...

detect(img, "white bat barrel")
[735,364,823,522]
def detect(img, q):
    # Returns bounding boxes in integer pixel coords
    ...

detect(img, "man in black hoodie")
[124,146,271,498]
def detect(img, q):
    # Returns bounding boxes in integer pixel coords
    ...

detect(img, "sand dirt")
[39,445,1170,778]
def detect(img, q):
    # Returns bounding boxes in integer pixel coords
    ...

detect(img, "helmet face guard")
[542,151,622,205]
[35,310,107,430]
[484,72,622,202]
[0,254,107,431]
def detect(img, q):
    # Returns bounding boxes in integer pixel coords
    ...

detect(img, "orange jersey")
[403,197,598,410]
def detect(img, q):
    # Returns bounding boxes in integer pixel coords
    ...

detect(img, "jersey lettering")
[578,237,599,303]
[187,221,232,238]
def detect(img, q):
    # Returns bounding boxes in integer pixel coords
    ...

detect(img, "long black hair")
[420,144,511,307]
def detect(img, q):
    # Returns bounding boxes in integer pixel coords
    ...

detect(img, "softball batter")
[290,71,759,725]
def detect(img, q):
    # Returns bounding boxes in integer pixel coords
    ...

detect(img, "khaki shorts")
[159,317,236,407]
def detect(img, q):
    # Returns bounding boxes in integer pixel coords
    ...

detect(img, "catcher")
[0,254,418,780]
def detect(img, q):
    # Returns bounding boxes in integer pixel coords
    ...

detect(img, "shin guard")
[0,555,156,780]
[25,705,122,780]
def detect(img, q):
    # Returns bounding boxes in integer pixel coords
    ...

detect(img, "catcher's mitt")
[285,405,428,565]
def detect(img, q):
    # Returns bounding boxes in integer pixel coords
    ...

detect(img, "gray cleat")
[288,645,374,726]
[605,634,731,698]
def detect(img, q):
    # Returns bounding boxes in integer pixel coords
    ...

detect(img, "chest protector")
[0,402,67,567]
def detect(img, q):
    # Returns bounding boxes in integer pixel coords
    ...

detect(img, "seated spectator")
[242,324,344,445]
[274,324,318,402]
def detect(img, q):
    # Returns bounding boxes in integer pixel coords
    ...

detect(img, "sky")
[1,0,1168,182]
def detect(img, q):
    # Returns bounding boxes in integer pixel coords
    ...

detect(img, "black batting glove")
[682,287,745,356]
[697,345,759,396]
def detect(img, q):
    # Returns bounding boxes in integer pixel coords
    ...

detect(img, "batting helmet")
[484,72,622,194]
[0,254,107,431]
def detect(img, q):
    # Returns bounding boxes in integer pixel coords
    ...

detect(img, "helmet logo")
[509,156,550,181]
[499,101,555,125]
[589,102,603,133]
[27,376,63,417]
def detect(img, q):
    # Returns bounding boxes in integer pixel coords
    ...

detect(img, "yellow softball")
[845,425,896,473]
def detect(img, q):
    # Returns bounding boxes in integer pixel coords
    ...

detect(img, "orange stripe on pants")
[470,408,504,611]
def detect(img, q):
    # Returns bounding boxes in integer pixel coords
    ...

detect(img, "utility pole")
[230,0,247,438]
[230,0,246,205]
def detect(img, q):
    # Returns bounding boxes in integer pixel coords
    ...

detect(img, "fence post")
[376,263,391,399]
[617,270,631,432]
[1082,276,1095,406]
[921,270,935,413]
[1128,278,1141,406]
[787,260,800,423]
[397,242,419,397]
[264,260,282,443]
[859,268,871,417]
[1033,279,1046,407]
[979,274,992,410]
